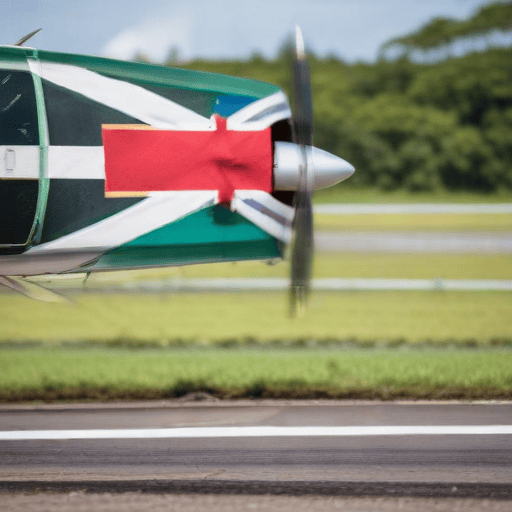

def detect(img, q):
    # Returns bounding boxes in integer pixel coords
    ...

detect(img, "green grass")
[314,213,512,232]
[0,347,510,402]
[314,186,512,204]
[2,209,511,403]
[78,253,512,283]
[0,291,510,343]
[305,253,512,280]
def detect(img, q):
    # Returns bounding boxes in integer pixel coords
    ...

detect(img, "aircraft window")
[0,70,39,145]
[42,80,144,146]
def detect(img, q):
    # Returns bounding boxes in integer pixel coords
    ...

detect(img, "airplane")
[0,28,354,314]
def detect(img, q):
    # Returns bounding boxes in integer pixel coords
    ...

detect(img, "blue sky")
[1,0,504,62]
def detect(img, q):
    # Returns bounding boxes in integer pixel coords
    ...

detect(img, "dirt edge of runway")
[1,385,512,404]
[1,480,512,500]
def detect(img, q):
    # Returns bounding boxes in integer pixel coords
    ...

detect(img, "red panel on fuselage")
[102,116,272,203]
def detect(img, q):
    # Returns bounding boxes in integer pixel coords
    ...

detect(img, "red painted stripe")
[102,116,272,203]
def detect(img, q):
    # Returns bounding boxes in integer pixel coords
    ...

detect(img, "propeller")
[14,29,42,46]
[290,26,314,317]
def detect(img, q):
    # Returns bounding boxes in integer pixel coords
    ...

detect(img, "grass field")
[0,291,510,344]
[314,213,512,232]
[1,205,510,402]
[82,253,512,283]
[1,346,511,402]
[314,186,512,204]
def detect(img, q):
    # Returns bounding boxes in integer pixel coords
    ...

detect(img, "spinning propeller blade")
[290,26,314,317]
[14,29,42,46]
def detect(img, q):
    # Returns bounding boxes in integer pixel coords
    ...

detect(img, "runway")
[1,401,511,501]
[315,231,512,254]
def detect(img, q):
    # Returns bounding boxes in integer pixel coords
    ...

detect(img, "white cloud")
[102,12,193,62]
[98,0,495,63]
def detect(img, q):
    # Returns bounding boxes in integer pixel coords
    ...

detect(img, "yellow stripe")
[104,191,150,198]
[102,124,157,130]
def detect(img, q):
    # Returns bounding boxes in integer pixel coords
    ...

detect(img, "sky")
[1,0,505,63]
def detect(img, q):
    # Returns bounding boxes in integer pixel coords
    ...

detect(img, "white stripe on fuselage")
[27,61,290,132]
[1,146,105,180]
[48,146,104,179]
[1,146,39,179]
[232,190,294,243]
[28,190,218,253]
[1,425,512,441]
[28,60,211,130]
[0,191,218,276]
[227,91,292,131]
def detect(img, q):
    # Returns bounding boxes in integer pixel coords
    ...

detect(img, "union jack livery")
[0,28,354,312]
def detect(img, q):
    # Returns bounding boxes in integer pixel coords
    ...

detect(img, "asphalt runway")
[1,401,511,501]
[315,231,512,253]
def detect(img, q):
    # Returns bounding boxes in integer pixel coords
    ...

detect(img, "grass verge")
[0,346,511,403]
[314,213,512,232]
[314,186,512,204]
[44,253,512,288]
[0,291,511,343]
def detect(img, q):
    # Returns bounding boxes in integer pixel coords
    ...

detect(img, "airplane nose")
[273,141,355,191]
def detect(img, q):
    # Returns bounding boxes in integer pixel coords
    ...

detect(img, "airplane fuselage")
[0,45,353,278]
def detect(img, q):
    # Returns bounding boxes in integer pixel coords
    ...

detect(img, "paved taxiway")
[315,231,512,254]
[0,401,511,500]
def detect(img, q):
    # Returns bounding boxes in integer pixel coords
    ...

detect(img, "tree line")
[381,1,512,57]
[167,2,512,193]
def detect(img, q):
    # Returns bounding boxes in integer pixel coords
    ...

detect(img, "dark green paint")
[125,206,271,247]
[86,206,280,270]
[35,50,280,100]
[88,239,280,270]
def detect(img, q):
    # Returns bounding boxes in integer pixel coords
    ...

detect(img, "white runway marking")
[1,425,512,441]
[126,277,512,292]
